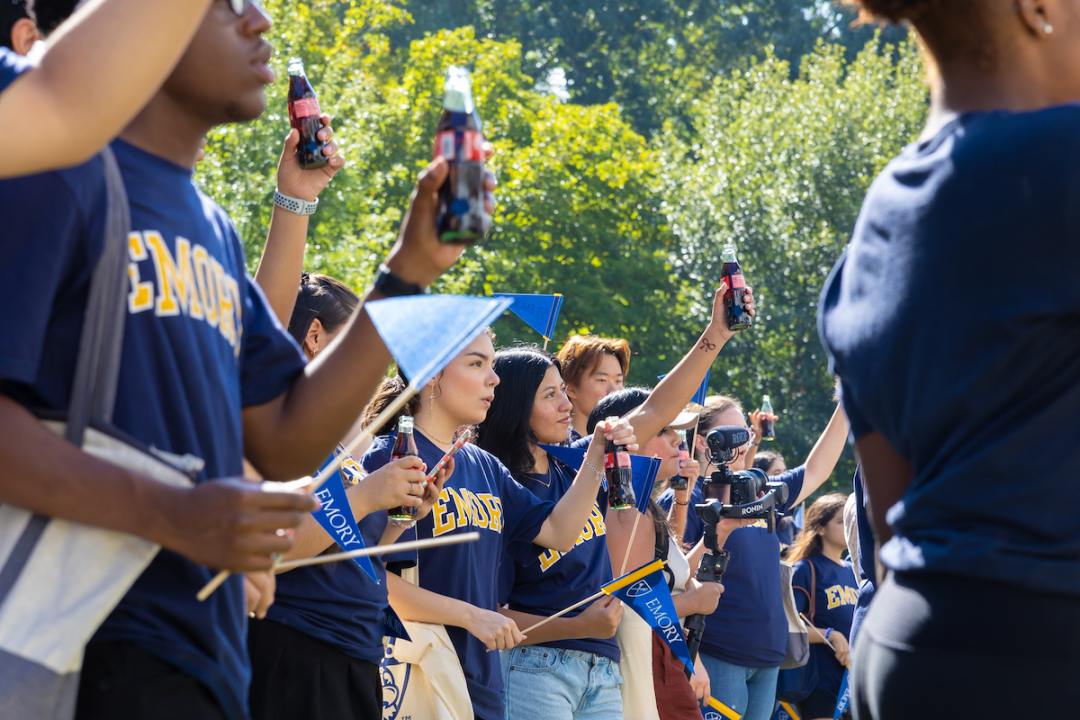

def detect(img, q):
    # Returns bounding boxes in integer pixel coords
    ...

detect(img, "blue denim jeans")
[500,646,623,720]
[698,653,780,720]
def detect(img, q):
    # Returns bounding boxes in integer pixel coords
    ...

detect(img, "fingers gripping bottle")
[433,66,491,244]
[760,395,776,441]
[668,429,691,492]
[287,57,327,169]
[721,242,753,331]
[604,416,637,510]
[388,416,420,527]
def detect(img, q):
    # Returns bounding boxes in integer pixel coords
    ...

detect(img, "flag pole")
[800,613,837,651]
[196,379,423,602]
[519,590,605,636]
[276,532,480,571]
[619,508,643,576]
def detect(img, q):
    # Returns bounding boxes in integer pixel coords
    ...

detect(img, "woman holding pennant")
[247,138,460,720]
[360,333,638,720]
[574,283,756,719]
[475,347,627,720]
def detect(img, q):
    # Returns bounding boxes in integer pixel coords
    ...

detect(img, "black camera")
[698,425,790,532]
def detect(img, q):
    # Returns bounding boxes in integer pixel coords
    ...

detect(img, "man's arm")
[243,156,492,479]
[853,432,911,547]
[0,0,215,178]
[625,284,754,443]
[0,395,315,571]
[790,404,850,507]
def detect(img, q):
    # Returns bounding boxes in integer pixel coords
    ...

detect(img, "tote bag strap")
[0,149,131,610]
[65,146,131,445]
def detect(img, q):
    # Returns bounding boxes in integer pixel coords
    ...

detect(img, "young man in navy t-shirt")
[0,2,476,718]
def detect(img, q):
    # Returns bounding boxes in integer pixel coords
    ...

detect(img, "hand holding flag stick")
[799,613,837,651]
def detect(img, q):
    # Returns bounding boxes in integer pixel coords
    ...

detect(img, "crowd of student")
[3,0,1080,719]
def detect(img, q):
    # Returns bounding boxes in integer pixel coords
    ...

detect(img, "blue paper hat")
[492,293,563,341]
[540,445,661,514]
[366,295,513,387]
[658,367,710,407]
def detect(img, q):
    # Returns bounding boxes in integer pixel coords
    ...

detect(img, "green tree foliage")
[659,37,928,493]
[391,0,909,135]
[199,1,927,496]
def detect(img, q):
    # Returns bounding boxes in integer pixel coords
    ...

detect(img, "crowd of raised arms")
[1,1,1078,720]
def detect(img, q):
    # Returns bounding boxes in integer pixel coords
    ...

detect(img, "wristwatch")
[274,189,319,216]
[373,264,429,297]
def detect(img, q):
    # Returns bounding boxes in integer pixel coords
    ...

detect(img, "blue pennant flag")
[603,560,695,673]
[540,446,660,514]
[311,447,377,583]
[492,293,563,340]
[381,604,411,642]
[705,697,742,720]
[657,367,710,406]
[366,295,514,387]
[834,669,851,719]
[771,701,801,720]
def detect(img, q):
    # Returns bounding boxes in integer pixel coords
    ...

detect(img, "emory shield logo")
[625,579,653,598]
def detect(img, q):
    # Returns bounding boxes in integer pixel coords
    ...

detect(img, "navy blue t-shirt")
[0,139,306,720]
[362,431,554,720]
[0,47,28,93]
[500,458,619,662]
[656,479,705,548]
[681,467,805,667]
[267,450,389,663]
[793,555,858,697]
[819,107,1080,596]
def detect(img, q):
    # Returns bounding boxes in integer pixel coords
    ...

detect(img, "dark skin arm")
[854,431,912,585]
[0,395,315,572]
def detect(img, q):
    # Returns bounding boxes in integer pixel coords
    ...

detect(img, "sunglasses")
[226,0,262,16]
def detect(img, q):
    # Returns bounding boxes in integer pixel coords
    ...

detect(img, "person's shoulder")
[0,154,105,225]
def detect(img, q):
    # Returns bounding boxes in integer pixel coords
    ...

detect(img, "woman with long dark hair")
[476,346,627,720]
[249,274,451,720]
[787,493,858,720]
[360,331,637,720]
[820,2,1080,717]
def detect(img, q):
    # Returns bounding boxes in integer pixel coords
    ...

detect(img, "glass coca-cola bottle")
[721,242,753,331]
[388,416,420,527]
[760,394,776,441]
[433,66,490,244]
[287,57,327,169]
[604,417,636,510]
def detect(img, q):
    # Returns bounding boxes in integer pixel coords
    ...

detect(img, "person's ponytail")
[362,374,422,436]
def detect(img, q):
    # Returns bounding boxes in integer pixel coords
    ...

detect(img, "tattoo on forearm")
[698,338,716,352]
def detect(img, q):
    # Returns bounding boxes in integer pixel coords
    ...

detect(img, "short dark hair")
[476,347,561,476]
[753,450,784,473]
[586,386,651,434]
[29,0,79,36]
[1,0,29,50]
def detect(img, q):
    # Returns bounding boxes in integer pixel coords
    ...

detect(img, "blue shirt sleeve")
[0,48,30,94]
[0,168,94,384]
[238,273,306,408]
[776,465,806,514]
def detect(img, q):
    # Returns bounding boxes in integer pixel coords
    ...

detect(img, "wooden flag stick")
[197,380,423,602]
[800,612,837,651]
[276,532,480,571]
[619,508,643,576]
[519,589,606,636]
